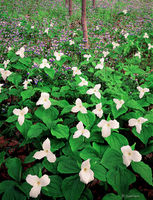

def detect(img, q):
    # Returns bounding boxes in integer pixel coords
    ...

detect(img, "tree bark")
[65,0,68,8]
[82,0,88,48]
[93,0,95,9]
[69,0,72,16]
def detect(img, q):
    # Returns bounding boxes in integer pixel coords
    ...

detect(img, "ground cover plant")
[0,0,153,199]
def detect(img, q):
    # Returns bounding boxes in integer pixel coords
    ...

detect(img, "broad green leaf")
[24,150,37,164]
[16,120,32,138]
[0,180,16,194]
[102,193,122,200]
[93,142,108,157]
[80,147,99,160]
[131,162,153,186]
[43,158,58,174]
[105,132,128,151]
[19,57,31,67]
[2,187,26,200]
[6,115,17,123]
[21,89,35,101]
[91,163,107,181]
[27,123,44,138]
[44,67,55,79]
[125,189,146,200]
[107,167,136,195]
[0,151,5,166]
[77,111,95,128]
[57,156,80,173]
[62,175,85,200]
[111,104,128,118]
[6,158,22,182]
[69,135,87,151]
[61,105,73,115]
[51,124,69,139]
[42,175,63,197]
[7,73,22,86]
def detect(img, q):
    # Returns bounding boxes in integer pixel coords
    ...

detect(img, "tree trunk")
[65,0,68,8]
[93,0,95,9]
[82,0,88,48]
[69,0,72,16]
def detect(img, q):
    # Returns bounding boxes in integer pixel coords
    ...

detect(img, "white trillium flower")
[112,42,119,49]
[71,98,87,114]
[137,86,149,98]
[23,79,32,89]
[18,22,21,26]
[36,92,51,109]
[83,54,91,61]
[0,68,12,80]
[44,28,49,34]
[95,57,104,69]
[72,67,82,76]
[69,40,75,45]
[16,47,25,58]
[96,26,99,30]
[148,43,153,50]
[103,50,109,57]
[0,84,4,93]
[39,59,50,69]
[26,174,50,198]
[122,9,127,14]
[79,159,94,184]
[135,52,141,59]
[143,32,149,38]
[54,51,64,61]
[73,121,90,138]
[121,145,142,167]
[13,107,28,126]
[113,99,125,110]
[78,77,88,86]
[92,103,103,118]
[8,46,12,51]
[33,138,56,163]
[124,33,129,39]
[97,119,119,137]
[3,60,10,69]
[128,117,148,134]
[86,84,101,99]
[50,22,54,27]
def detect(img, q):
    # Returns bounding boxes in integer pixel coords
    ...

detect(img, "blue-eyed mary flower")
[128,117,148,134]
[26,174,50,198]
[97,119,119,137]
[121,145,142,167]
[13,107,28,126]
[33,138,56,163]
[79,159,94,184]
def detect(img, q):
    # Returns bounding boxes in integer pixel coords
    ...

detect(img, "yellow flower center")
[128,152,132,156]
[44,98,47,102]
[45,150,49,153]
[107,123,110,127]
[83,168,87,172]
[37,181,41,186]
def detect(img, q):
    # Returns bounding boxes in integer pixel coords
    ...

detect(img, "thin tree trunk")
[69,0,72,16]
[82,0,88,48]
[65,0,68,8]
[93,0,95,9]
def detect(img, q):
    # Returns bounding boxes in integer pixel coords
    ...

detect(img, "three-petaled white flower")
[113,99,125,110]
[23,79,32,89]
[73,121,90,138]
[128,117,148,134]
[121,145,142,167]
[31,25,34,29]
[16,47,25,58]
[137,86,149,98]
[95,58,104,70]
[124,33,129,39]
[97,119,119,137]
[39,59,50,69]
[54,51,64,61]
[148,43,153,50]
[26,174,50,198]
[0,84,4,93]
[44,28,49,34]
[78,77,88,86]
[71,98,87,114]
[112,42,119,49]
[69,40,75,45]
[8,46,12,51]
[72,67,82,76]
[135,52,141,59]
[103,50,109,57]
[50,22,54,27]
[143,32,149,38]
[92,103,103,118]
[96,26,99,30]
[13,107,28,126]
[79,159,94,184]
[33,138,56,163]
[86,84,101,99]
[122,9,127,14]
[36,92,51,109]
[83,54,91,61]
[0,68,12,80]
[3,60,10,69]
